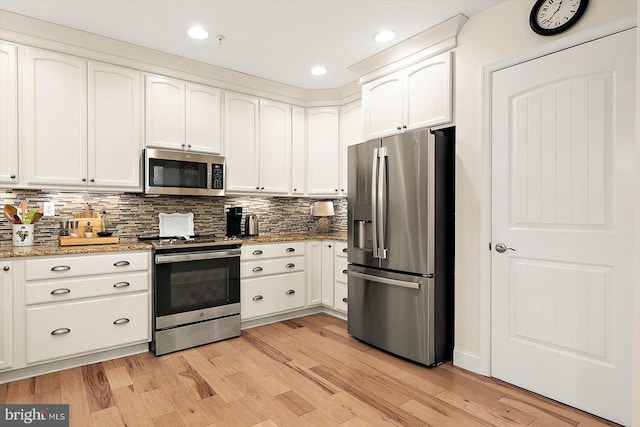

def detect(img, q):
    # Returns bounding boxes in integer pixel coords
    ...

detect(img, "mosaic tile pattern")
[0,190,347,245]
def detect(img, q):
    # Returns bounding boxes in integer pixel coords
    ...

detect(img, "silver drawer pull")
[51,265,71,272]
[51,328,71,336]
[252,250,263,255]
[113,318,130,325]
[253,295,263,301]
[342,248,348,253]
[342,298,348,303]
[50,288,71,295]
[342,269,348,274]
[113,261,130,267]
[252,266,263,272]
[286,263,295,269]
[113,281,130,288]
[285,247,295,253]
[285,289,295,295]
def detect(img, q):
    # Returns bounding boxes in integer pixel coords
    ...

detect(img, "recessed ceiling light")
[187,26,209,40]
[374,30,397,43]
[310,66,327,76]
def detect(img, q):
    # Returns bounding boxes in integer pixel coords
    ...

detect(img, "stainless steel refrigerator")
[347,127,454,366]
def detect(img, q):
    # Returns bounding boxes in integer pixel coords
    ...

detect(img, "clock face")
[530,0,589,36]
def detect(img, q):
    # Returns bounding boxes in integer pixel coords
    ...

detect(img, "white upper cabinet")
[88,61,143,190]
[259,99,291,194]
[146,75,222,154]
[291,106,306,195]
[362,51,452,139]
[145,75,186,150]
[0,42,18,186]
[20,47,88,187]
[340,100,362,195]
[186,83,222,154]
[306,107,340,196]
[224,91,260,193]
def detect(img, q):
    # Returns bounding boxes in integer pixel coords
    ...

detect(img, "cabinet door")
[307,107,340,195]
[404,52,452,130]
[362,73,403,139]
[186,83,222,154]
[259,100,291,194]
[291,106,306,195]
[88,61,143,190]
[340,100,362,196]
[224,92,259,193]
[0,261,13,371]
[321,241,335,307]
[20,47,88,186]
[0,43,18,186]
[306,241,322,306]
[145,74,185,149]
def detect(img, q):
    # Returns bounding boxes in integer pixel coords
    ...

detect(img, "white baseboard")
[453,348,486,375]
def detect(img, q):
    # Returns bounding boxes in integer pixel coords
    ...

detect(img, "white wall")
[453,0,637,369]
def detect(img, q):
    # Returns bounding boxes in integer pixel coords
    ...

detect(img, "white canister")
[12,224,34,246]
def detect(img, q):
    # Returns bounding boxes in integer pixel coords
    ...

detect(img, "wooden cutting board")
[59,236,119,246]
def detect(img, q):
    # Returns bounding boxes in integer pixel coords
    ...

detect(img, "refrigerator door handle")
[371,148,379,258]
[350,270,421,290]
[377,147,388,259]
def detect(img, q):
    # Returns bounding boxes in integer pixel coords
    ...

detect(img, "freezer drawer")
[347,264,448,366]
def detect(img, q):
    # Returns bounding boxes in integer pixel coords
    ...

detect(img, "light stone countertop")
[0,233,347,258]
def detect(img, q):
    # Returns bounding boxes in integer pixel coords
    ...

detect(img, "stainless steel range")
[139,235,242,356]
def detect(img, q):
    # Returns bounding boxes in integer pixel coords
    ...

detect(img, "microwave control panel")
[212,164,224,190]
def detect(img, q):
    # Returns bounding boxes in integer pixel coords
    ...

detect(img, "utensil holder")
[12,224,34,246]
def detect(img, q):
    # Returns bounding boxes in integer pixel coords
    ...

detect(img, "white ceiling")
[0,0,502,90]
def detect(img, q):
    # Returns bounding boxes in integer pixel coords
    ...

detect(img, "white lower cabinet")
[0,260,13,371]
[333,242,348,313]
[19,251,151,367]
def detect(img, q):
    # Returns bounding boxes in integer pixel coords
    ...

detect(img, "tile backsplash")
[1,190,347,245]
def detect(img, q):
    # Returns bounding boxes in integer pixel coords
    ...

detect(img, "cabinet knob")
[90,178,95,183]
[328,245,332,248]
[261,187,265,190]
[182,144,186,148]
[341,189,344,192]
[335,189,338,192]
[10,174,15,179]
[252,266,264,272]
[187,145,192,149]
[342,269,348,274]
[256,187,260,190]
[285,289,296,295]
[294,188,297,191]
[253,295,263,301]
[342,248,348,253]
[51,328,71,336]
[81,178,87,182]
[3,266,9,272]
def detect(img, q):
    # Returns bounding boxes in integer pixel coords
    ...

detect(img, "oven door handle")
[155,248,241,264]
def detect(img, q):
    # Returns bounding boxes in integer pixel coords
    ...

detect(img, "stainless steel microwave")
[144,148,225,196]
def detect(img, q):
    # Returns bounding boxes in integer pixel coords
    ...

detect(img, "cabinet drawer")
[25,252,149,281]
[334,284,348,313]
[241,242,305,260]
[241,256,305,277]
[26,272,149,305]
[26,293,149,364]
[334,258,348,284]
[334,242,348,258]
[241,272,306,320]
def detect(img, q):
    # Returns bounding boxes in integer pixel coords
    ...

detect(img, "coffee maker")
[226,207,242,237]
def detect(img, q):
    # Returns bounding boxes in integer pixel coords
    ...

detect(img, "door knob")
[495,243,516,253]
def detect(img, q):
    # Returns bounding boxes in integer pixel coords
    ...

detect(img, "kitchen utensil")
[24,209,37,224]
[83,202,92,218]
[13,214,22,224]
[4,204,18,222]
[244,214,259,236]
[30,212,43,224]
[20,201,27,222]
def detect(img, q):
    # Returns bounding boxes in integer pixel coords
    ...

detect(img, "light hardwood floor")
[0,313,619,426]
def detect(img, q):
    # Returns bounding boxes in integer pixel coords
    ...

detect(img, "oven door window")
[148,158,208,189]
[155,256,240,316]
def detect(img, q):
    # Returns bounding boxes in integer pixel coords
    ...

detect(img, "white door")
[362,73,403,139]
[259,99,291,194]
[306,107,340,195]
[491,29,636,426]
[145,75,185,149]
[186,83,222,154]
[0,42,18,186]
[404,52,452,130]
[340,100,362,196]
[224,91,259,193]
[291,106,306,195]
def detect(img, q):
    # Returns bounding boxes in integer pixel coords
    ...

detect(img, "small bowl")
[97,231,113,237]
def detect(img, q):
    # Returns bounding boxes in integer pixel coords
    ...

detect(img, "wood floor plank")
[399,398,489,427]
[34,371,60,395]
[112,385,154,427]
[59,367,93,427]
[200,395,252,427]
[169,391,214,427]
[2,377,36,403]
[152,411,187,427]
[274,390,315,416]
[178,369,217,400]
[180,346,246,403]
[139,388,176,419]
[90,405,125,427]
[34,389,61,404]
[81,363,116,412]
[105,366,133,390]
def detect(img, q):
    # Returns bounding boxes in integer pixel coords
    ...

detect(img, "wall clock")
[529,0,589,36]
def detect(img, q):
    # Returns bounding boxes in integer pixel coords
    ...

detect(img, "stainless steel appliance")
[139,235,242,355]
[347,127,454,366]
[144,148,225,196]
[226,207,242,237]
[244,214,258,236]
